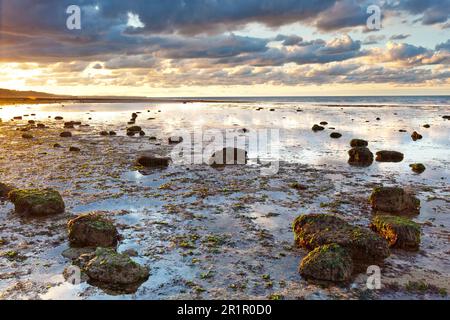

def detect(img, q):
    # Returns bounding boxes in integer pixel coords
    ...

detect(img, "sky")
[0,0,449,97]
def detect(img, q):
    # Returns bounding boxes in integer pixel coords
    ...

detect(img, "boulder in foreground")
[293,214,390,265]
[68,212,119,248]
[299,244,353,282]
[376,151,404,163]
[370,215,421,250]
[8,188,65,216]
[208,147,248,167]
[369,187,420,214]
[84,248,149,288]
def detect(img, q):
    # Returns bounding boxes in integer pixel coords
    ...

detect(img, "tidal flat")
[0,101,449,300]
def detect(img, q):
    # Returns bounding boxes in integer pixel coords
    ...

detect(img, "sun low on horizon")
[0,0,449,97]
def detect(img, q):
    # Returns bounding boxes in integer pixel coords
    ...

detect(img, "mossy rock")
[8,188,65,216]
[68,213,119,248]
[410,163,426,174]
[348,147,374,167]
[370,215,421,250]
[84,248,149,288]
[299,244,353,282]
[369,187,420,214]
[293,214,390,265]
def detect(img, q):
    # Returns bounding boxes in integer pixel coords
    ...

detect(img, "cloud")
[390,34,411,40]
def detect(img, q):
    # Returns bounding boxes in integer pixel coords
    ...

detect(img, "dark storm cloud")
[388,0,450,26]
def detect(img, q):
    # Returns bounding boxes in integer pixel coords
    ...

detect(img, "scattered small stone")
[136,153,171,168]
[330,132,342,139]
[109,131,117,136]
[320,121,328,126]
[60,132,72,138]
[127,126,142,134]
[423,124,430,128]
[312,124,325,132]
[410,163,426,174]
[208,147,248,167]
[376,151,404,163]
[139,131,146,136]
[53,143,62,148]
[350,139,368,147]
[28,120,35,125]
[21,133,33,139]
[411,131,423,141]
[100,131,109,136]
[55,116,64,120]
[168,136,183,144]
[69,147,80,152]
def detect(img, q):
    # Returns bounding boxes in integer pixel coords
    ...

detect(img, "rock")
[350,139,368,147]
[149,136,157,141]
[270,108,275,112]
[443,115,450,120]
[55,116,64,120]
[0,183,14,199]
[410,163,426,174]
[208,147,248,167]
[369,187,420,214]
[238,128,249,133]
[376,151,404,163]
[64,122,75,129]
[21,133,33,139]
[330,132,342,139]
[136,153,171,168]
[60,132,72,138]
[69,147,80,152]
[131,113,138,120]
[376,117,381,121]
[370,215,421,250]
[8,188,65,216]
[53,143,62,148]
[139,131,146,136]
[320,121,328,126]
[423,124,430,128]
[293,214,390,264]
[348,147,374,166]
[399,129,407,133]
[122,249,139,257]
[36,124,46,129]
[68,213,119,248]
[299,244,353,282]
[109,131,117,136]
[84,248,149,288]
[127,131,136,137]
[100,131,109,136]
[312,124,325,132]
[411,131,423,141]
[28,120,35,125]
[127,126,142,133]
[13,116,22,120]
[168,136,183,144]
[62,247,96,260]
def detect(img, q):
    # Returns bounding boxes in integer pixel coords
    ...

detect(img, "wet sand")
[0,101,449,300]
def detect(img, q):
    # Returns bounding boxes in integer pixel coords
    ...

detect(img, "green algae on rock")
[370,215,421,250]
[293,214,390,264]
[68,212,119,248]
[369,187,420,214]
[84,248,149,289]
[410,163,426,174]
[8,188,65,216]
[299,244,353,282]
[0,182,14,199]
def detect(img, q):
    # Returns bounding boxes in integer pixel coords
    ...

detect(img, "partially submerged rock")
[60,131,72,138]
[84,248,149,289]
[293,214,390,264]
[330,132,342,139]
[350,139,368,147]
[348,147,374,166]
[8,188,65,216]
[127,126,142,134]
[312,124,325,132]
[68,213,119,248]
[370,215,421,250]
[22,133,33,139]
[376,151,404,163]
[136,153,171,168]
[168,136,183,144]
[208,147,248,167]
[299,244,353,282]
[411,131,423,141]
[410,163,426,174]
[369,187,420,214]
